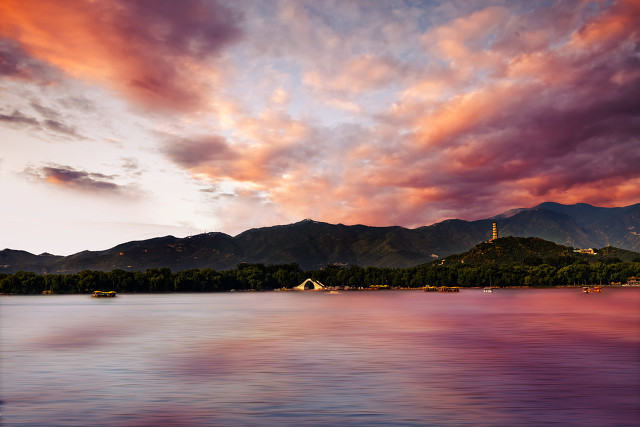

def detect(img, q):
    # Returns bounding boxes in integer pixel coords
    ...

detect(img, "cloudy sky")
[1,0,639,255]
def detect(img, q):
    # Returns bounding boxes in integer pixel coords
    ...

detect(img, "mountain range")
[1,202,638,274]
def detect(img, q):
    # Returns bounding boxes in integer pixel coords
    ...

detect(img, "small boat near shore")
[439,286,460,292]
[483,287,493,293]
[92,291,117,298]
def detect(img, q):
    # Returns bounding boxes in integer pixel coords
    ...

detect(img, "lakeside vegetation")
[2,260,639,295]
[3,237,639,294]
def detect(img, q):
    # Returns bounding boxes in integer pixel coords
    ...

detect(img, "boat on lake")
[439,286,460,292]
[483,287,493,293]
[92,291,117,298]
[593,286,602,293]
[424,286,439,292]
[582,287,590,293]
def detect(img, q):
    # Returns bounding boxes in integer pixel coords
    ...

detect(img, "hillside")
[0,250,63,272]
[1,202,638,274]
[439,236,640,267]
[41,220,490,273]
[498,202,640,250]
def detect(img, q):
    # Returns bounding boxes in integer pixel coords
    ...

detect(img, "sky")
[1,0,639,255]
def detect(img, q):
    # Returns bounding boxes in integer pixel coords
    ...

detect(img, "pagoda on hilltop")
[489,220,498,242]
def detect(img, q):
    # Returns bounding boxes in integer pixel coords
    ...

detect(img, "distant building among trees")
[574,248,596,255]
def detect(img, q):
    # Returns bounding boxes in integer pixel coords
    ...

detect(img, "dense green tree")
[145,268,172,292]
[1,273,21,294]
[525,264,557,287]
[107,269,137,292]
[235,264,266,290]
[3,259,640,295]
[43,274,64,294]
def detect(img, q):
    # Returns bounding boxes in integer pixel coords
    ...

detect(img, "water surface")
[2,288,639,425]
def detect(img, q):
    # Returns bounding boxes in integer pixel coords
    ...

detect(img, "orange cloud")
[304,53,401,95]
[571,0,640,49]
[154,1,640,229]
[24,164,131,195]
[0,0,241,112]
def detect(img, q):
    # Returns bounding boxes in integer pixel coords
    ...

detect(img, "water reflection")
[2,288,639,425]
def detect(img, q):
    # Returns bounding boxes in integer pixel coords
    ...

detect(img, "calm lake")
[2,288,639,426]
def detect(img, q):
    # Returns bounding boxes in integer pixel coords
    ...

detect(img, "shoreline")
[4,284,640,296]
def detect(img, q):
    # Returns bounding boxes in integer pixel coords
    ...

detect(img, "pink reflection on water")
[28,320,139,350]
[2,289,639,425]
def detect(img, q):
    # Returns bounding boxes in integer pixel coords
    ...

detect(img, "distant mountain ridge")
[496,202,640,250]
[1,202,638,273]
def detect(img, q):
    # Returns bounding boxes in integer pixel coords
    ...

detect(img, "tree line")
[1,260,639,294]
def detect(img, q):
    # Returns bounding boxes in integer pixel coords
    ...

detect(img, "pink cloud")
[0,0,242,112]
[7,0,636,232]
[304,53,403,95]
[165,10,639,226]
[23,164,128,194]
[163,136,237,169]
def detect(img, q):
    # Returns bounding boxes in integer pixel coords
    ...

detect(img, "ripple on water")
[2,289,639,425]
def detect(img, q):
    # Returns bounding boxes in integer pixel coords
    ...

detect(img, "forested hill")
[1,202,639,273]
[1,219,491,273]
[439,237,640,267]
[2,237,639,294]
